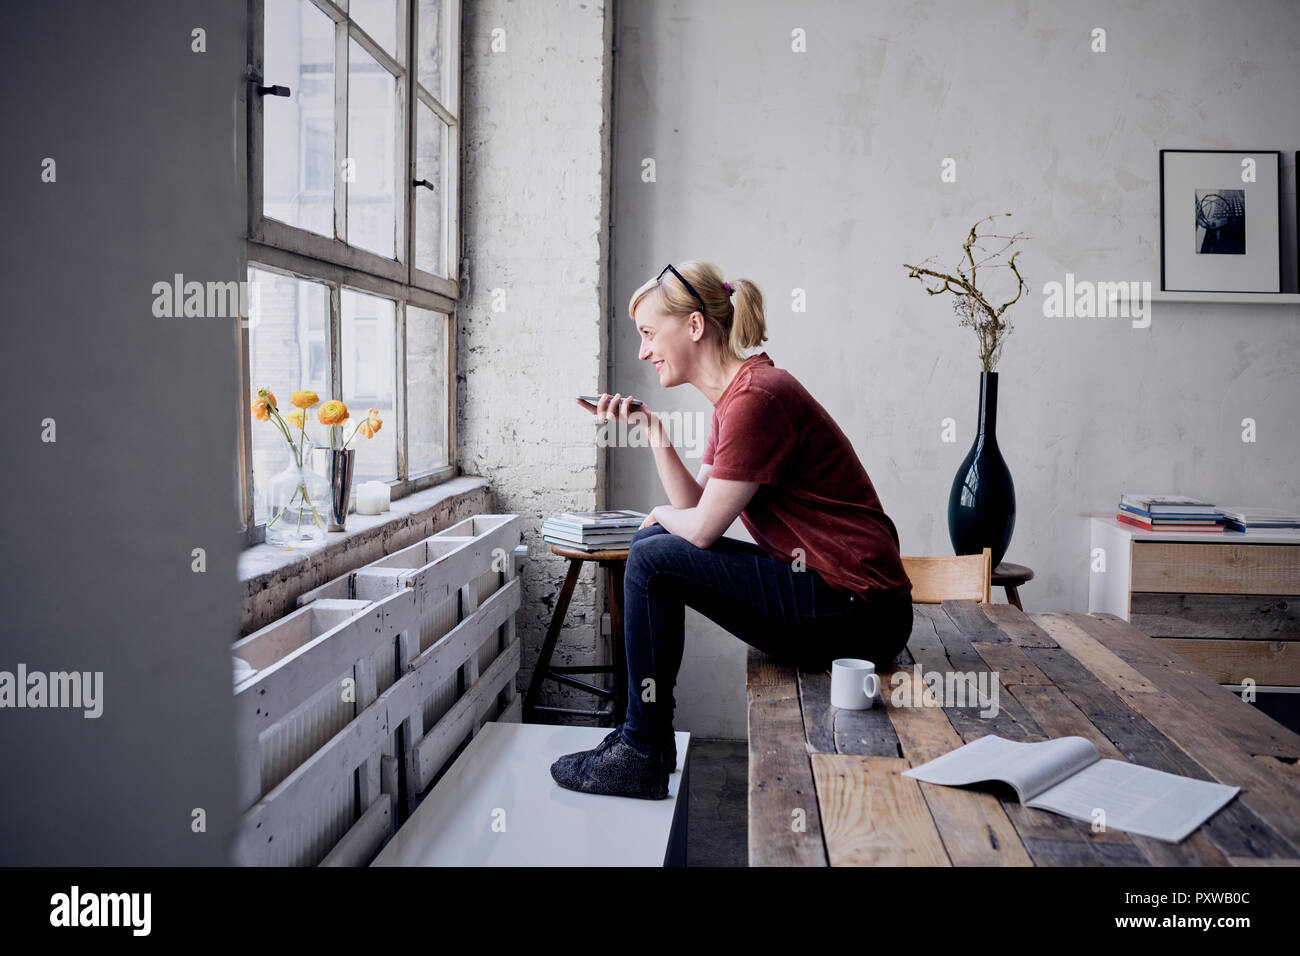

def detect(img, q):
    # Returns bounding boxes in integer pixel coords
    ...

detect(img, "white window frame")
[238,0,461,547]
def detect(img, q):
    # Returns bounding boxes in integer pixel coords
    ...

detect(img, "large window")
[238,0,460,544]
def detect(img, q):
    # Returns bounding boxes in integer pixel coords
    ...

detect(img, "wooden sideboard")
[1089,516,1300,688]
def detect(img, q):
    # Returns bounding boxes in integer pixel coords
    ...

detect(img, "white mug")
[831,658,879,710]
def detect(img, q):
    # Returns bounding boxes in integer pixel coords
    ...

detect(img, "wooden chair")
[900,547,992,604]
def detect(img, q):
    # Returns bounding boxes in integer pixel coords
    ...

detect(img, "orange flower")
[251,388,277,422]
[285,409,305,428]
[357,408,382,439]
[291,390,320,409]
[318,400,349,426]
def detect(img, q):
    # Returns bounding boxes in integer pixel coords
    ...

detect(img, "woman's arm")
[647,416,709,510]
[646,476,760,548]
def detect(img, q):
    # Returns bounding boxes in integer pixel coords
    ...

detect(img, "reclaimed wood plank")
[979,603,1059,647]
[1030,614,1300,859]
[1009,682,1228,866]
[1226,857,1300,866]
[969,641,1054,686]
[747,681,826,867]
[1254,754,1300,784]
[354,653,381,810]
[1018,837,1147,866]
[413,639,520,793]
[1131,592,1300,641]
[885,665,1032,866]
[747,645,797,687]
[1082,613,1300,758]
[1131,541,1300,595]
[964,605,1218,862]
[942,599,1009,645]
[810,755,951,866]
[797,668,901,756]
[1030,613,1162,698]
[319,794,393,867]
[912,604,1046,742]
[395,629,422,820]
[797,667,837,754]
[1021,640,1293,861]
[1155,637,1300,686]
[912,606,1145,864]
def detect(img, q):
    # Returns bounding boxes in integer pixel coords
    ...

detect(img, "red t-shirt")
[702,351,912,600]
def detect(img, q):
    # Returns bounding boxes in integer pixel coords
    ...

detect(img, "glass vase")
[264,437,331,548]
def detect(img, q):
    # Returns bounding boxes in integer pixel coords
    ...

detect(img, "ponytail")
[726,278,768,360]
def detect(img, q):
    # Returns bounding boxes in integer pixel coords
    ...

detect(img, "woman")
[550,260,913,800]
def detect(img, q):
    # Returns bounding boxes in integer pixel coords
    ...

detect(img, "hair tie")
[723,281,734,295]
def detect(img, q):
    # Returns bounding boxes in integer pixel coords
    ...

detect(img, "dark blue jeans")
[619,523,913,753]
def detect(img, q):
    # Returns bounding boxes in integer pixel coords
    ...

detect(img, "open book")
[902,735,1240,843]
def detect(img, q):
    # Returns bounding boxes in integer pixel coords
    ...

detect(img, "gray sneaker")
[550,729,669,800]
[550,726,623,781]
[663,734,678,776]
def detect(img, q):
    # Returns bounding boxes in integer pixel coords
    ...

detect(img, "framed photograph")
[1159,149,1281,292]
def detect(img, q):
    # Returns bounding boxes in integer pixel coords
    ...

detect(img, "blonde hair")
[627,260,768,364]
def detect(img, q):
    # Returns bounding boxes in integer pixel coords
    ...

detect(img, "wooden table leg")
[522,558,583,723]
[607,560,627,725]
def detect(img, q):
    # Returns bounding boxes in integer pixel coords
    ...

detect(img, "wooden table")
[747,600,1300,866]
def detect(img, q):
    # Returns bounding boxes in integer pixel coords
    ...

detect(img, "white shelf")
[1087,514,1300,544]
[1151,290,1300,304]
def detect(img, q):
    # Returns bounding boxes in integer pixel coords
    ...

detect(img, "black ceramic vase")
[947,371,1015,567]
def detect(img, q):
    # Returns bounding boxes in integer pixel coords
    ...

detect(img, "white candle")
[375,481,391,511]
[357,484,386,515]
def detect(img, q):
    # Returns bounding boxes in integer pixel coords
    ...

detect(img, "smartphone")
[577,394,644,408]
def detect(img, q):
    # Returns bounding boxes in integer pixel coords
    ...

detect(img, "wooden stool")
[523,545,629,726]
[991,561,1034,610]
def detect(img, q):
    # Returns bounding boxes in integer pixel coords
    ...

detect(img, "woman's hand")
[576,392,655,432]
[638,506,662,530]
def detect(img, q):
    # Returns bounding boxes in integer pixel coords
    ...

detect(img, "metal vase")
[312,446,357,532]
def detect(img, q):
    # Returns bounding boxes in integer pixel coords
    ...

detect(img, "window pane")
[414,102,447,276]
[346,40,397,259]
[416,0,446,103]
[406,306,449,473]
[263,0,335,237]
[349,0,402,62]
[247,267,331,524]
[341,289,397,483]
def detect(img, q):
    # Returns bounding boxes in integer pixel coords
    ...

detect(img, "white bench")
[371,722,691,866]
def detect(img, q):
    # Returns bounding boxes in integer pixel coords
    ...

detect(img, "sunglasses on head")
[657,264,708,317]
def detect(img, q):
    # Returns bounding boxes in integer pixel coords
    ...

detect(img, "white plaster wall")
[459,0,617,716]
[610,0,1300,740]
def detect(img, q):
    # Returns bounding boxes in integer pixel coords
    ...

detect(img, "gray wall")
[611,0,1300,739]
[0,1,243,863]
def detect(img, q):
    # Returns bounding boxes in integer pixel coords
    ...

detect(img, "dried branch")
[903,215,1030,372]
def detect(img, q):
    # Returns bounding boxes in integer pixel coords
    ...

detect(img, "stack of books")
[1117,494,1224,532]
[1216,506,1300,532]
[541,510,647,552]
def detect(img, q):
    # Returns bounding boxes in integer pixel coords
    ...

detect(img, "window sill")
[238,475,492,637]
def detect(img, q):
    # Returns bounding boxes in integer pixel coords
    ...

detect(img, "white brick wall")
[459,1,615,719]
